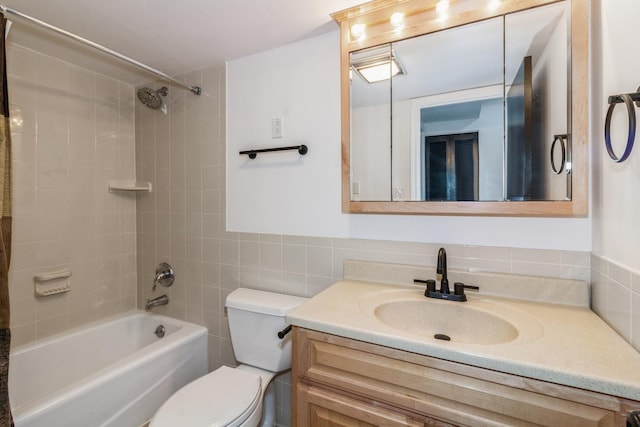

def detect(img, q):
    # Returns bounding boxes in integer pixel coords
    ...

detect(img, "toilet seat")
[150,366,262,427]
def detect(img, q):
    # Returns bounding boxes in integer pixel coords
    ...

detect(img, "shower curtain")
[0,13,13,427]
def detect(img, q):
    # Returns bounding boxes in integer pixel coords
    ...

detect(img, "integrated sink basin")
[359,288,544,345]
[286,275,640,402]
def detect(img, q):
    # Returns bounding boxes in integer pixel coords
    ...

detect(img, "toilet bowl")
[149,288,308,427]
[150,366,271,427]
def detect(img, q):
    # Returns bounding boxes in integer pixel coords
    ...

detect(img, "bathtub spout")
[145,295,169,311]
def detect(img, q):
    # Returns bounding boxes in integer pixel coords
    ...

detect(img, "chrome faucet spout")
[437,247,449,294]
[145,294,169,311]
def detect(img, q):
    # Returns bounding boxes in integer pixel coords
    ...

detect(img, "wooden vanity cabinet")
[292,327,638,426]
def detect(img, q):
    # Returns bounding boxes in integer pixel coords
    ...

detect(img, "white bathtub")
[9,310,207,427]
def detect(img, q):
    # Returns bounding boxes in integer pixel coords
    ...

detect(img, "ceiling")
[1,0,366,85]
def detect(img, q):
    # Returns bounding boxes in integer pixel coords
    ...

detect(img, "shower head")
[137,86,168,110]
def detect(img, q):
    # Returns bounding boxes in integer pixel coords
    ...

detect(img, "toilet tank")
[225,288,308,372]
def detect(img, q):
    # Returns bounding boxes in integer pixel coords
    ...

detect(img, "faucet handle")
[153,262,174,290]
[414,278,437,296]
[454,282,480,296]
[425,279,436,296]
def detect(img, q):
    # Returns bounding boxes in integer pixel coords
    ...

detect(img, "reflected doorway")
[423,132,479,201]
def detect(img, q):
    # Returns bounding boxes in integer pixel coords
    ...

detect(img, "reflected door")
[424,132,479,201]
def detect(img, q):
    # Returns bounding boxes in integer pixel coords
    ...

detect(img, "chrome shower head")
[137,86,168,110]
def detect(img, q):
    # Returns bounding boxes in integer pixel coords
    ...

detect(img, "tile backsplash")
[591,254,640,352]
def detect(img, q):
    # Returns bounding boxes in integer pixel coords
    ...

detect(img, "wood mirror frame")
[332,0,588,216]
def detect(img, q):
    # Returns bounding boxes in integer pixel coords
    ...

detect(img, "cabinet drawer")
[296,383,430,427]
[294,328,617,427]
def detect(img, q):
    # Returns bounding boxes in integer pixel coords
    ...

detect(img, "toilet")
[150,288,308,427]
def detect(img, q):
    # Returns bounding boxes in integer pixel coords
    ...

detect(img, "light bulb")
[390,12,405,29]
[436,0,450,15]
[488,0,502,11]
[350,23,366,41]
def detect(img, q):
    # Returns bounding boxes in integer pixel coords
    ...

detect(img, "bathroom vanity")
[287,262,640,426]
[292,328,634,426]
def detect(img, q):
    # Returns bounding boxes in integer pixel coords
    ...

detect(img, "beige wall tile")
[8,46,136,345]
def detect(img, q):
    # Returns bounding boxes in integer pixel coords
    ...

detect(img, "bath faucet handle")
[152,262,174,291]
[454,282,480,298]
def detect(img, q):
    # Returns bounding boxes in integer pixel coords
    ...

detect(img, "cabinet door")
[296,383,431,427]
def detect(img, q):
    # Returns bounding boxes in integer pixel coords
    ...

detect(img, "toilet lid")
[151,366,262,427]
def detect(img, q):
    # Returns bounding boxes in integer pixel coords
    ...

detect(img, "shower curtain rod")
[0,4,201,95]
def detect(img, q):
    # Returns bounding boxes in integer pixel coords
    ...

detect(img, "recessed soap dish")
[36,286,71,296]
[34,269,72,297]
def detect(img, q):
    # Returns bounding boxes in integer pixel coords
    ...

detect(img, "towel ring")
[550,134,567,174]
[604,93,636,163]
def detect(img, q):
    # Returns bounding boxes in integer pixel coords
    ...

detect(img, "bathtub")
[9,310,207,427]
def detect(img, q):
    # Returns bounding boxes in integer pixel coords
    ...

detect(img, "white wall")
[226,31,591,251]
[591,0,640,272]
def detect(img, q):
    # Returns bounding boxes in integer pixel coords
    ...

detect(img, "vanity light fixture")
[487,0,503,11]
[390,12,405,30]
[436,0,450,15]
[350,23,366,41]
[351,51,406,84]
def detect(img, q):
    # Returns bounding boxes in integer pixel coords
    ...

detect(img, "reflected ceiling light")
[10,116,22,129]
[351,51,406,84]
[350,23,366,41]
[390,12,405,30]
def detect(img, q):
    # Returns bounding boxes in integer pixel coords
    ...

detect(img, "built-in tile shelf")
[108,181,152,193]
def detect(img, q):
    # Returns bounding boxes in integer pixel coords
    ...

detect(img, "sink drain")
[434,333,451,341]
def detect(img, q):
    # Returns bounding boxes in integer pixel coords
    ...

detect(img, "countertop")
[286,279,640,401]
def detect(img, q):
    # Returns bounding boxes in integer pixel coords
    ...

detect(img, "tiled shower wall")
[134,63,592,426]
[7,44,137,347]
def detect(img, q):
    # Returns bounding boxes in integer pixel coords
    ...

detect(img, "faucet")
[436,247,450,294]
[145,294,169,311]
[413,247,479,302]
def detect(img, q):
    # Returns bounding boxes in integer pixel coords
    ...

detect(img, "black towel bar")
[608,91,640,107]
[239,144,308,159]
[604,88,638,163]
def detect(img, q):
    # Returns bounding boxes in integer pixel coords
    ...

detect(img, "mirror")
[505,3,571,201]
[392,17,505,202]
[333,0,587,215]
